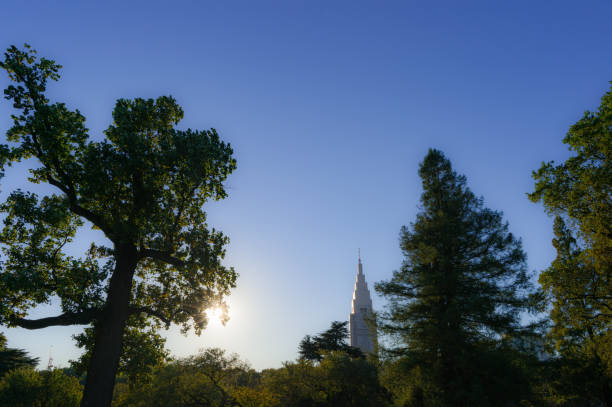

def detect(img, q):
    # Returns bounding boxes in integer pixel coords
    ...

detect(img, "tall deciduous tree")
[0,45,237,407]
[530,83,611,323]
[70,316,169,388]
[529,83,612,406]
[376,149,539,406]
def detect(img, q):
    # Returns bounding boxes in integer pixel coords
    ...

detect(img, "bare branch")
[9,309,99,330]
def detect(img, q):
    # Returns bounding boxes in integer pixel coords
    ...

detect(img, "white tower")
[47,345,54,370]
[349,251,375,353]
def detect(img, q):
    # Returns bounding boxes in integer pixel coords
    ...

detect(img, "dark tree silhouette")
[376,149,540,406]
[0,45,237,407]
[0,333,39,377]
[299,321,363,361]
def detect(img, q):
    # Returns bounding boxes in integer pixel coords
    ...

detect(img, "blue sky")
[1,1,611,370]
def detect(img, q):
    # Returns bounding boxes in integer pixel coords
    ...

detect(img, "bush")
[0,367,82,407]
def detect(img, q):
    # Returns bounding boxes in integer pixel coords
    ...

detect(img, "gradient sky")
[1,0,611,370]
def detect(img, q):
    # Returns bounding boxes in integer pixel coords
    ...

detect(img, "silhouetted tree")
[0,333,39,378]
[376,149,540,406]
[298,321,363,361]
[0,45,237,407]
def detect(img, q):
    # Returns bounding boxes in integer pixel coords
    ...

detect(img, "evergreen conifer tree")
[298,321,364,361]
[376,149,539,406]
[0,333,39,378]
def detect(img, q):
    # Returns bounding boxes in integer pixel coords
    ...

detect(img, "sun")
[205,305,229,327]
[206,306,222,321]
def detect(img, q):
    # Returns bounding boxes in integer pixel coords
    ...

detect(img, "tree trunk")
[80,245,137,407]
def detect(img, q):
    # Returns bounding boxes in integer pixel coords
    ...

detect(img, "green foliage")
[376,149,541,406]
[0,367,82,407]
[0,332,39,378]
[113,348,252,407]
[0,348,39,379]
[71,316,169,387]
[298,321,364,362]
[257,361,320,406]
[536,354,612,407]
[530,83,612,406]
[112,347,389,407]
[380,362,439,407]
[530,83,611,284]
[530,82,611,328]
[261,352,390,407]
[0,43,237,332]
[381,345,545,407]
[0,44,237,403]
[317,352,390,406]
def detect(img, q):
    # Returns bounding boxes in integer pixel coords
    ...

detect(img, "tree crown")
[0,44,237,334]
[377,149,538,356]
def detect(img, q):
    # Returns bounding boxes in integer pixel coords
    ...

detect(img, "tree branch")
[9,309,99,330]
[128,306,173,328]
[19,80,115,241]
[46,175,115,239]
[138,248,185,268]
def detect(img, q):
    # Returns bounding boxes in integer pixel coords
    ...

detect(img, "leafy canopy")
[530,82,611,328]
[0,367,82,407]
[114,348,391,407]
[113,348,251,407]
[529,83,612,406]
[0,43,236,336]
[70,316,169,388]
[261,352,390,407]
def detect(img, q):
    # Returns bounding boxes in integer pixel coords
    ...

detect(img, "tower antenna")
[47,345,54,370]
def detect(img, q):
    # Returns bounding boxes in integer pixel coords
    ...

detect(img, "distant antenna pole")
[47,345,54,370]
[358,248,361,261]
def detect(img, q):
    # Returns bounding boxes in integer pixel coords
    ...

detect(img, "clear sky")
[1,0,611,370]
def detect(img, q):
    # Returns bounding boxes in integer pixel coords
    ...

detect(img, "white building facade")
[349,254,376,353]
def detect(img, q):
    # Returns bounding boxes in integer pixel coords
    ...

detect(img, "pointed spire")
[349,250,375,353]
[357,249,363,276]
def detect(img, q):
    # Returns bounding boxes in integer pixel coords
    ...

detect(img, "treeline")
[0,46,609,406]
